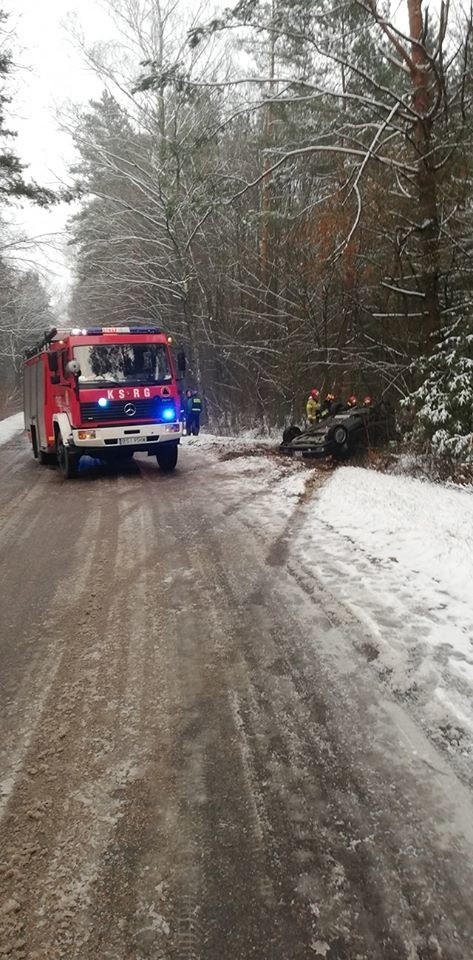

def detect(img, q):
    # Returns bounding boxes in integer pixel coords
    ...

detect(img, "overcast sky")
[6,0,220,311]
[5,0,114,301]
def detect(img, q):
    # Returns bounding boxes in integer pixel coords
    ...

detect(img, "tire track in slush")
[0,507,106,824]
[2,445,473,959]
[0,486,126,959]
[37,473,182,960]
[198,509,473,959]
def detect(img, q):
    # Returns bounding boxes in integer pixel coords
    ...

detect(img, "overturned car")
[280,402,394,459]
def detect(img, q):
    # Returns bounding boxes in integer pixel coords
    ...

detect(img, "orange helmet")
[363,395,373,406]
[310,389,320,399]
[347,395,358,407]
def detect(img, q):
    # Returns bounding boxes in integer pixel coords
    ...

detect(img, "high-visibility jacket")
[191,395,202,414]
[306,396,320,421]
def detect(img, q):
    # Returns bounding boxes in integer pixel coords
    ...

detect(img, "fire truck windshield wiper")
[79,377,121,384]
[79,376,169,386]
[128,377,171,385]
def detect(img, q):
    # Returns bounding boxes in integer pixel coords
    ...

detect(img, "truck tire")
[56,435,79,479]
[156,443,178,472]
[31,427,55,465]
[38,449,56,465]
[31,426,38,459]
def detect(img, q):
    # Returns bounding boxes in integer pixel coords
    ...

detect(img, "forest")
[1,0,473,458]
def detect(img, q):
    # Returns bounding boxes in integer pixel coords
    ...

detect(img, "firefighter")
[190,389,203,435]
[184,389,193,435]
[321,393,336,418]
[306,389,320,425]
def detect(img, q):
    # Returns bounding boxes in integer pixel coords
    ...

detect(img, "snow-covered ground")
[2,414,472,778]
[0,413,24,448]
[184,430,278,449]
[292,466,473,778]
[211,445,473,778]
[315,467,473,615]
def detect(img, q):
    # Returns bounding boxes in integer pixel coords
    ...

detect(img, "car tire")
[333,425,348,446]
[282,425,302,444]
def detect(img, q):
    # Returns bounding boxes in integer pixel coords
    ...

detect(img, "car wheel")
[282,425,302,444]
[333,425,348,446]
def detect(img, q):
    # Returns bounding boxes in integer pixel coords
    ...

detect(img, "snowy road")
[1,432,473,959]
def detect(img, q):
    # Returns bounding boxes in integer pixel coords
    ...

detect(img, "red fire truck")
[23,326,186,478]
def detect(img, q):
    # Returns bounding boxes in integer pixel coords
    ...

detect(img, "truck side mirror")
[177,349,186,374]
[65,360,81,378]
[47,351,59,373]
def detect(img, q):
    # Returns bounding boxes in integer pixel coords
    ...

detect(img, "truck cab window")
[73,343,172,386]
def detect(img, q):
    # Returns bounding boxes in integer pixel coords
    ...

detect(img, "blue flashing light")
[162,405,176,421]
[98,397,109,408]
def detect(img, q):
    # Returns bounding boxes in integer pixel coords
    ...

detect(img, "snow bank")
[0,412,24,448]
[314,467,473,609]
[184,431,276,448]
[295,466,473,773]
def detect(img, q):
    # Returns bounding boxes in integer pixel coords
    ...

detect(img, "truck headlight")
[78,430,96,440]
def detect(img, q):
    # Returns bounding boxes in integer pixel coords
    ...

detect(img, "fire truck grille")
[80,398,173,423]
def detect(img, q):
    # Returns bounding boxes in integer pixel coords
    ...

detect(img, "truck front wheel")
[156,443,178,473]
[56,435,79,479]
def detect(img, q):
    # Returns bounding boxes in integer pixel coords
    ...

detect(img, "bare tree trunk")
[154,1,167,160]
[260,0,276,288]
[407,0,442,350]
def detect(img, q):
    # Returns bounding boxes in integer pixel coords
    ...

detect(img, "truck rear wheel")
[38,449,56,465]
[57,435,79,479]
[156,443,178,472]
[31,427,55,465]
[31,426,39,459]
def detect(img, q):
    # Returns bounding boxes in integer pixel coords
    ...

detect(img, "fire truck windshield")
[73,343,172,386]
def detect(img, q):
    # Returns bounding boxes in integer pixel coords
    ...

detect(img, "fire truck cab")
[23,326,185,478]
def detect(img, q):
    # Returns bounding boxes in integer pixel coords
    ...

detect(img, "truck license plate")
[119,436,140,445]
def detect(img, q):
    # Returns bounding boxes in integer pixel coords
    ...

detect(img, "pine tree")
[0,10,55,206]
[408,322,473,461]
